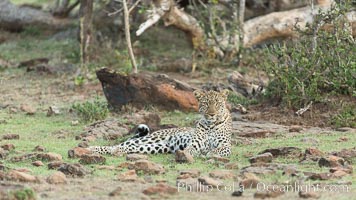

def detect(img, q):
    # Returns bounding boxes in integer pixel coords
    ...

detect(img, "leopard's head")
[194,89,230,123]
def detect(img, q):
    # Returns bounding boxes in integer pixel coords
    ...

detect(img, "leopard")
[87,89,232,157]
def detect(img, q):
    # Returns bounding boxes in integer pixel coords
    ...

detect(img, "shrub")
[261,3,355,108]
[72,97,109,122]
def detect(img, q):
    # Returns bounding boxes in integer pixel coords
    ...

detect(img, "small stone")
[282,166,298,176]
[143,183,178,195]
[79,154,106,165]
[249,153,273,164]
[318,156,344,168]
[109,187,122,196]
[71,120,79,126]
[126,154,148,161]
[212,156,230,163]
[305,147,324,156]
[78,141,89,148]
[176,178,211,192]
[47,171,67,184]
[83,135,96,142]
[260,147,302,158]
[32,161,44,167]
[225,162,239,170]
[175,150,194,163]
[231,189,243,197]
[209,170,235,179]
[198,176,223,188]
[117,170,140,182]
[68,147,92,158]
[8,170,38,182]
[34,145,46,152]
[299,191,321,199]
[307,172,333,180]
[289,125,303,132]
[37,152,62,161]
[254,186,284,198]
[239,178,260,189]
[128,159,165,175]
[48,161,64,170]
[58,163,90,177]
[1,144,15,151]
[336,136,348,142]
[336,127,354,132]
[329,165,353,174]
[179,169,201,178]
[332,170,348,178]
[20,104,36,115]
[0,148,8,159]
[2,134,19,140]
[97,165,116,170]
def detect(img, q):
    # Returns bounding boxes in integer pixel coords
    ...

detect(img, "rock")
[329,165,353,174]
[282,166,298,176]
[332,170,348,178]
[318,156,345,168]
[2,134,19,140]
[238,130,273,138]
[231,189,243,197]
[289,125,303,132]
[176,178,211,192]
[33,145,46,152]
[260,147,302,158]
[78,141,89,148]
[1,143,15,151]
[249,153,273,164]
[335,127,355,132]
[336,136,348,142]
[198,176,223,188]
[254,186,285,198]
[128,159,165,175]
[97,165,116,170]
[126,154,148,161]
[209,170,235,179]
[211,156,230,163]
[241,166,276,175]
[142,183,178,195]
[47,171,67,184]
[117,170,142,182]
[8,170,38,182]
[331,148,356,160]
[10,153,38,162]
[71,120,79,126]
[239,173,260,189]
[68,147,92,158]
[48,161,65,170]
[109,187,122,196]
[0,148,8,159]
[175,150,194,163]
[37,152,62,161]
[32,160,44,167]
[20,104,36,115]
[299,191,321,199]
[305,147,324,156]
[82,135,96,142]
[47,106,60,116]
[58,163,90,177]
[225,162,239,170]
[79,154,106,165]
[307,172,333,180]
[179,169,201,178]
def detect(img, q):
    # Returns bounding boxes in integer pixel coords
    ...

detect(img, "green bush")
[331,105,356,128]
[72,97,109,122]
[261,3,355,108]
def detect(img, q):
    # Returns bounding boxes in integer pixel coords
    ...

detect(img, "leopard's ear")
[220,89,230,99]
[193,89,205,100]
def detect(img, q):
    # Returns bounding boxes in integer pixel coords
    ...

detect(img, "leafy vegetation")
[71,97,109,122]
[261,3,355,109]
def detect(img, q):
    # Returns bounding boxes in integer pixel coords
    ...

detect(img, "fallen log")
[96,68,198,111]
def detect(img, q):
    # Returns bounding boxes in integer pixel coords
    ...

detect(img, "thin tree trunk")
[123,0,138,74]
[79,0,93,70]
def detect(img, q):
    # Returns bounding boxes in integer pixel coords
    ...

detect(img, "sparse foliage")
[72,97,109,122]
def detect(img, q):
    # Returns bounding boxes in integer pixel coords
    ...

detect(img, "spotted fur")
[88,90,232,157]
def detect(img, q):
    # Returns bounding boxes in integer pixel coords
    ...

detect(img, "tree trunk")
[79,0,93,67]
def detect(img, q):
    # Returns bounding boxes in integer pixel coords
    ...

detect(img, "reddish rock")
[37,152,62,161]
[337,136,348,142]
[239,130,273,138]
[254,186,285,198]
[299,191,321,199]
[260,147,302,157]
[143,183,178,195]
[289,125,303,132]
[109,187,122,196]
[48,161,65,170]
[117,170,142,182]
[1,144,15,151]
[32,161,44,167]
[0,148,8,159]
[249,153,273,164]
[79,154,106,165]
[179,169,201,178]
[126,154,148,161]
[8,170,38,182]
[332,170,348,178]
[209,170,236,179]
[331,148,356,160]
[240,178,260,189]
[97,165,116,170]
[318,156,345,168]
[211,156,230,163]
[307,172,333,180]
[305,147,324,156]
[33,145,46,152]
[58,163,90,177]
[225,162,239,170]
[128,159,165,175]
[175,150,194,163]
[20,104,36,115]
[77,141,89,148]
[329,165,353,174]
[68,147,92,158]
[2,134,19,140]
[198,176,223,188]
[176,178,211,192]
[282,166,298,176]
[47,171,67,184]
